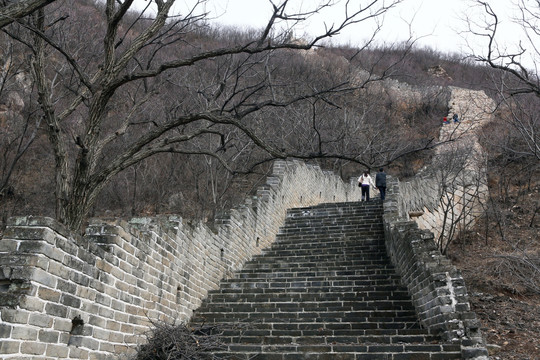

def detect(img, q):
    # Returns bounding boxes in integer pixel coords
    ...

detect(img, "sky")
[134,0,535,66]
[196,0,520,55]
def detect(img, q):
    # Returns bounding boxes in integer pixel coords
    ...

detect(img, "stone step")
[187,201,462,359]
[234,269,399,279]
[280,220,383,228]
[242,260,396,270]
[279,217,383,226]
[205,296,413,306]
[211,343,462,359]
[214,333,440,345]
[215,326,436,337]
[243,257,393,267]
[195,311,420,322]
[193,315,421,329]
[219,276,402,286]
[277,226,383,235]
[285,202,383,216]
[263,239,385,248]
[262,241,386,250]
[265,242,385,251]
[207,289,411,302]
[271,237,384,245]
[217,279,404,291]
[215,281,404,292]
[213,284,410,296]
[212,285,409,297]
[254,249,388,258]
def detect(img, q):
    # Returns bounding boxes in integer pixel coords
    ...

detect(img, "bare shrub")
[132,322,226,360]
[492,252,540,295]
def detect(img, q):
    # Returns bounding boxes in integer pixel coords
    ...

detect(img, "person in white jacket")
[358,170,376,201]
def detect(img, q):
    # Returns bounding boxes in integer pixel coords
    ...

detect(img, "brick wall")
[383,176,489,359]
[398,88,494,248]
[0,160,361,360]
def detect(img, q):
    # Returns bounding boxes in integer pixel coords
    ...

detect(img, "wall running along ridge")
[398,87,495,249]
[383,177,489,359]
[0,160,361,360]
[381,86,494,359]
[0,86,493,360]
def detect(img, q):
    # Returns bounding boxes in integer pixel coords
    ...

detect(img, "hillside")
[1,1,539,358]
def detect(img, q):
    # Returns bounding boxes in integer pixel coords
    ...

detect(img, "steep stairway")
[190,201,462,359]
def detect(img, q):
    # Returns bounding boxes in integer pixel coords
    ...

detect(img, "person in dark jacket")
[375,168,387,201]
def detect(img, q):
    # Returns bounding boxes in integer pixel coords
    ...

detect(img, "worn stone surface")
[0,160,361,360]
[0,86,494,360]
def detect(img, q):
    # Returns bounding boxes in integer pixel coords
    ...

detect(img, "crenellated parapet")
[398,87,495,251]
[383,176,489,359]
[0,160,361,360]
[0,87,495,360]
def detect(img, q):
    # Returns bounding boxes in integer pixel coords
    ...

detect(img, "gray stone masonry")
[190,201,466,359]
[398,87,495,245]
[0,160,361,360]
[383,176,489,359]
[0,85,495,360]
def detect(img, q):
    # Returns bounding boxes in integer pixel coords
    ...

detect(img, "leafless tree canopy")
[6,0,449,231]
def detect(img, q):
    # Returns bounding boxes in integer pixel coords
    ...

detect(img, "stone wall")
[0,160,361,360]
[397,87,494,249]
[383,176,489,359]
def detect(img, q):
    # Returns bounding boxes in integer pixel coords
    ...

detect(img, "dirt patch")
[449,190,540,360]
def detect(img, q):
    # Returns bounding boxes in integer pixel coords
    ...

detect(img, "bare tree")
[2,0,417,231]
[429,140,488,254]
[0,0,56,28]
[0,31,41,206]
[466,1,539,163]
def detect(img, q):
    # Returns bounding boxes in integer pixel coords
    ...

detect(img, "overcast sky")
[133,0,531,64]
[199,1,522,55]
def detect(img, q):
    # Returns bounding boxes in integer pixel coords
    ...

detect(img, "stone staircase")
[190,201,463,359]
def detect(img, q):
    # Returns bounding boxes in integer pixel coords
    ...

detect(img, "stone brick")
[1,308,30,323]
[60,293,82,308]
[0,323,12,338]
[69,346,90,359]
[12,325,37,340]
[20,341,47,355]
[3,227,53,241]
[28,313,53,328]
[99,341,115,353]
[70,270,91,286]
[69,336,100,350]
[57,278,77,295]
[46,343,70,358]
[38,329,60,343]
[77,286,97,301]
[53,318,72,332]
[38,287,62,302]
[93,327,111,341]
[106,320,120,331]
[19,296,45,312]
[45,303,68,317]
[95,294,112,309]
[109,331,124,343]
[64,255,85,273]
[0,340,20,354]
[0,239,19,252]
[55,236,79,257]
[89,352,117,360]
[48,261,70,279]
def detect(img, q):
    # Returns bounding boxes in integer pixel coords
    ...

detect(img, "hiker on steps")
[376,168,387,201]
[358,170,376,202]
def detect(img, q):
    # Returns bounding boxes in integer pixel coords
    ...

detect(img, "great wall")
[0,86,493,359]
